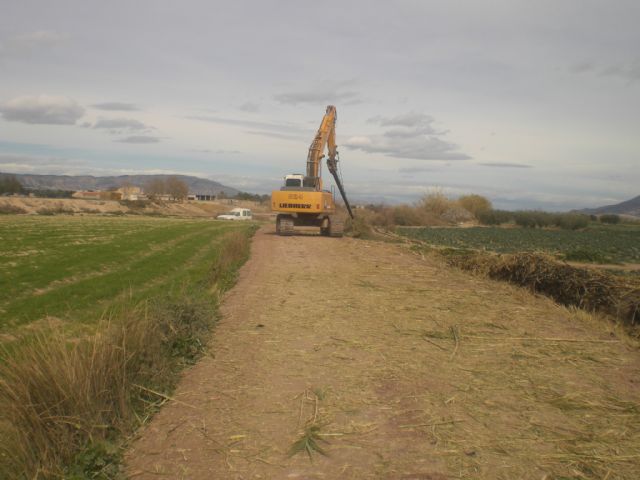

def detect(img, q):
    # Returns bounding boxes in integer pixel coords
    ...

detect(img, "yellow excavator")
[271,105,354,237]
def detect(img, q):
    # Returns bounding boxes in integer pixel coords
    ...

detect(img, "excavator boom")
[306,105,353,218]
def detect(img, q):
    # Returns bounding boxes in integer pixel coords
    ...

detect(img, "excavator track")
[328,215,344,237]
[276,215,295,236]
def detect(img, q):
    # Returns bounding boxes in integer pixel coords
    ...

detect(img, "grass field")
[397,223,640,264]
[0,215,255,334]
[0,214,257,477]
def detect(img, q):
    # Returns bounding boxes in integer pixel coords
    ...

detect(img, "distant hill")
[0,173,239,197]
[578,195,640,217]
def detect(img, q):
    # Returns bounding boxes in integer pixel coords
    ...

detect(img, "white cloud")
[601,60,640,83]
[238,102,260,112]
[274,81,362,106]
[0,95,85,125]
[92,102,140,111]
[92,117,150,132]
[0,30,68,56]
[344,136,372,147]
[345,112,469,161]
[0,153,85,174]
[369,112,434,128]
[118,135,160,144]
[479,162,532,168]
[344,135,470,161]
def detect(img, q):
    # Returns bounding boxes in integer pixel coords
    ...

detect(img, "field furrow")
[0,216,252,332]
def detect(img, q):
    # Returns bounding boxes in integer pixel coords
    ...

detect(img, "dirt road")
[126,227,640,479]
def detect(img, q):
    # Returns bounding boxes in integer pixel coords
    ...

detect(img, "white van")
[216,208,253,221]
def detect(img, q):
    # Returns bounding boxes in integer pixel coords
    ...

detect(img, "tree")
[458,194,492,218]
[165,176,188,201]
[600,214,620,224]
[0,174,25,195]
[144,178,166,200]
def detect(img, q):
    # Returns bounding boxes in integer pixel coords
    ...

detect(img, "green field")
[397,223,640,264]
[0,215,255,332]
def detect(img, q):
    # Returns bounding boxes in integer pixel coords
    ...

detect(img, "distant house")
[187,193,215,201]
[117,185,145,201]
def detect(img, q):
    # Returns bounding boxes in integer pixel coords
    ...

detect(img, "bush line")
[0,227,255,479]
[441,250,639,326]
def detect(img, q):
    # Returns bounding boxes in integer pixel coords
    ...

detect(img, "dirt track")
[126,227,640,479]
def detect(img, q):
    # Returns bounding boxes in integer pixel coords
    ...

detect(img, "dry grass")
[0,203,27,215]
[443,251,640,326]
[209,230,252,289]
[0,228,255,478]
[0,295,214,478]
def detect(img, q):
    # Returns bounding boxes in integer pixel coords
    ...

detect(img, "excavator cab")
[283,174,304,188]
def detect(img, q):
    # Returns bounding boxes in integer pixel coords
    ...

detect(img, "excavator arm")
[305,105,354,219]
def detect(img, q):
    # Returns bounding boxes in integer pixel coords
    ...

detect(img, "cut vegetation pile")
[444,251,640,326]
[0,222,256,478]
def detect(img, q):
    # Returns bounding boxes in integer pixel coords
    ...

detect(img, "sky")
[0,0,638,210]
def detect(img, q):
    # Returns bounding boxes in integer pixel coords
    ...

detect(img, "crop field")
[0,215,255,334]
[397,223,640,264]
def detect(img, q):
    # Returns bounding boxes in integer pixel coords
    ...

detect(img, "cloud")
[187,114,311,137]
[344,111,469,161]
[238,101,260,112]
[369,112,435,129]
[569,61,595,73]
[0,30,68,56]
[601,60,640,83]
[344,135,470,161]
[0,95,85,125]
[215,149,241,154]
[92,102,140,111]
[92,117,150,132]
[191,148,241,154]
[118,135,160,144]
[383,127,441,139]
[0,152,85,174]
[398,166,440,174]
[274,82,362,105]
[479,162,532,168]
[245,130,307,142]
[570,59,640,83]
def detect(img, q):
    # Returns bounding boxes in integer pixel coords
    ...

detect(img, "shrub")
[419,191,456,217]
[0,174,25,195]
[120,199,149,210]
[563,248,607,263]
[0,204,27,215]
[441,206,474,223]
[443,251,639,325]
[478,209,513,225]
[345,214,374,238]
[555,213,589,230]
[369,207,395,227]
[513,211,546,228]
[36,206,75,216]
[80,208,101,214]
[458,194,492,218]
[0,294,214,478]
[392,205,428,226]
[600,214,620,224]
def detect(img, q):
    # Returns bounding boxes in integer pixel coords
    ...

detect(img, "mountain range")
[1,173,239,197]
[577,195,640,217]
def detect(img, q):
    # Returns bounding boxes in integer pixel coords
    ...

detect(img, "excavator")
[271,105,354,237]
